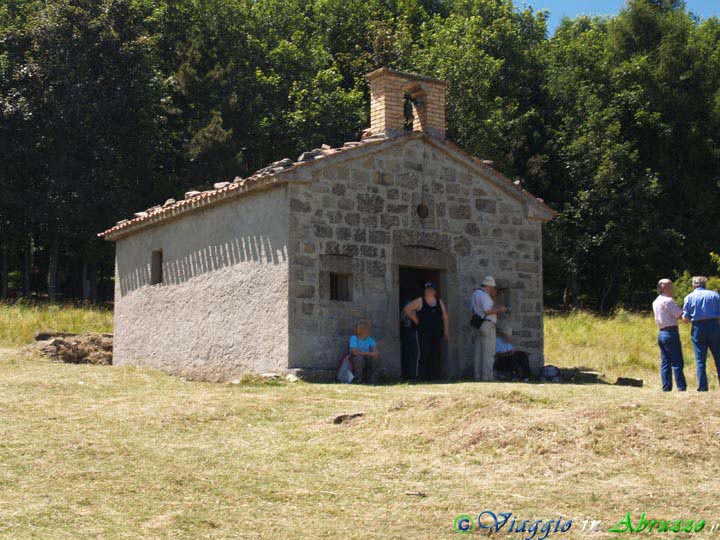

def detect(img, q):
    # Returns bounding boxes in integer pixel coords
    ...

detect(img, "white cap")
[496,324,513,337]
[481,276,497,287]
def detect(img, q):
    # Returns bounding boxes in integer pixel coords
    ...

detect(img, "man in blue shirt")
[682,276,720,391]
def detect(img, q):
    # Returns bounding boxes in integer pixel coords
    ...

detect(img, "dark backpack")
[540,365,560,379]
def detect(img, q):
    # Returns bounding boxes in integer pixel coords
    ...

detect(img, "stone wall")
[286,135,544,379]
[113,187,290,381]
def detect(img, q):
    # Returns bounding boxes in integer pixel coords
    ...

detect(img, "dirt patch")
[32,332,113,365]
[332,412,364,425]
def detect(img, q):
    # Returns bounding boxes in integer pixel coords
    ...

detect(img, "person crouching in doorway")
[494,326,531,382]
[652,279,687,392]
[349,321,380,384]
[403,282,449,380]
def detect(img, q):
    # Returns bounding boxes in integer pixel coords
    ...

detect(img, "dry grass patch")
[0,309,717,539]
[1,350,720,540]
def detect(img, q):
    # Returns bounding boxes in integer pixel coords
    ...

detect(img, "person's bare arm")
[370,345,379,359]
[403,298,422,325]
[440,299,449,340]
[351,347,373,357]
[671,301,683,320]
[486,305,508,315]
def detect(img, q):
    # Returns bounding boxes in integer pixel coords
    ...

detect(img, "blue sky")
[525,0,720,33]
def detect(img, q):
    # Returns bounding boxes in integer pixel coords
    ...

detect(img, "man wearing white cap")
[471,276,508,381]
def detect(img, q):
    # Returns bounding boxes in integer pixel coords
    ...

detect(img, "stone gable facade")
[102,68,554,382]
[286,133,548,380]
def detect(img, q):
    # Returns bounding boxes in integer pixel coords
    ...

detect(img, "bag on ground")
[540,364,560,381]
[337,352,354,384]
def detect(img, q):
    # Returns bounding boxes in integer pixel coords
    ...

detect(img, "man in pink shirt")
[652,279,687,391]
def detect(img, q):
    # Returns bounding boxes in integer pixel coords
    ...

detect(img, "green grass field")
[0,302,113,346]
[545,309,705,388]
[0,304,717,539]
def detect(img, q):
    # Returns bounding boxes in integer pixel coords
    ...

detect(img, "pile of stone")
[32,332,113,365]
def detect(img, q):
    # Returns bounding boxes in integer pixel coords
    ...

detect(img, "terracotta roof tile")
[99,131,554,240]
[98,134,391,240]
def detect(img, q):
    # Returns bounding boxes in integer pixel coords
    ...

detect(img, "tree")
[1,0,718,309]
[413,0,550,184]
[542,1,720,309]
[1,0,167,300]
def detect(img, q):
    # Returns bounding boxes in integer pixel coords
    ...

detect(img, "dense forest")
[1,0,718,310]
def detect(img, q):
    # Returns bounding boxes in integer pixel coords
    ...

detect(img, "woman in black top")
[403,282,449,380]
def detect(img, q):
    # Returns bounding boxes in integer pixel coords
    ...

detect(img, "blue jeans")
[401,326,419,379]
[690,319,720,391]
[657,327,686,391]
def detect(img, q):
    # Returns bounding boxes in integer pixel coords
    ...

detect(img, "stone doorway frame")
[388,235,460,380]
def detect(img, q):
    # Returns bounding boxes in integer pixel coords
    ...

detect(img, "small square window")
[151,249,163,285]
[330,273,352,301]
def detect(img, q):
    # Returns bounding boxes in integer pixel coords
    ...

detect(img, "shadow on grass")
[363,366,610,387]
[556,367,610,385]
